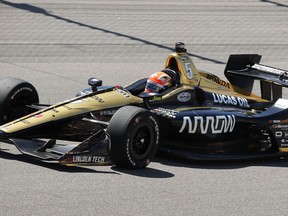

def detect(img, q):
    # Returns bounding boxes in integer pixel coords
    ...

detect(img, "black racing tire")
[0,77,39,124]
[107,106,159,169]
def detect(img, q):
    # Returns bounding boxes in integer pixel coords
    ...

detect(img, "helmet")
[145,71,172,93]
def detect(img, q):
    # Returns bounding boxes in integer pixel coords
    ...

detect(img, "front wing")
[8,130,111,165]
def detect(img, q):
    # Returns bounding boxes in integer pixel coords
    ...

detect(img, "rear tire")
[0,77,39,124]
[107,106,159,169]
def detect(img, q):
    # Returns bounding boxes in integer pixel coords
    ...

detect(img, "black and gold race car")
[1,42,288,169]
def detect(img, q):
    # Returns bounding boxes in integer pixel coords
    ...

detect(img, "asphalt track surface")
[1,1,288,215]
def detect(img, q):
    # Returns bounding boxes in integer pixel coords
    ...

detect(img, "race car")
[1,42,288,169]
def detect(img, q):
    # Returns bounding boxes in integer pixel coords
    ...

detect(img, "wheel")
[107,106,159,169]
[0,77,39,124]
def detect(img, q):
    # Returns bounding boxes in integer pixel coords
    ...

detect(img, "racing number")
[185,62,193,79]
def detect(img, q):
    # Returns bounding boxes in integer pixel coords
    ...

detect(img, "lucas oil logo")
[212,93,249,108]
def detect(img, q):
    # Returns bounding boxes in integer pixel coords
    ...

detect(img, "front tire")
[0,77,39,124]
[107,106,159,169]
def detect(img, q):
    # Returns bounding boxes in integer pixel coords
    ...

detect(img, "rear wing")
[224,54,288,101]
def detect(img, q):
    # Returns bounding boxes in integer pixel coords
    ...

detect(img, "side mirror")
[138,92,162,109]
[88,78,102,92]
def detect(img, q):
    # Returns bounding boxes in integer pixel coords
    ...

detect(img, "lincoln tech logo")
[179,115,236,134]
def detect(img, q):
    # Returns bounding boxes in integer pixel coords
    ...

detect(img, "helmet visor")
[145,80,163,93]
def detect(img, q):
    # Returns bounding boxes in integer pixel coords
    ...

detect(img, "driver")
[144,71,172,93]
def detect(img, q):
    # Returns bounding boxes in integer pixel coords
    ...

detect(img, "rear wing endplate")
[224,54,288,101]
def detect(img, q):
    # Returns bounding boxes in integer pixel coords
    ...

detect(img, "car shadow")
[156,154,288,170]
[0,149,175,178]
[111,166,175,178]
[2,148,288,177]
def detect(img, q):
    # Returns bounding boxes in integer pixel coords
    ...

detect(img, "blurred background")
[1,0,287,103]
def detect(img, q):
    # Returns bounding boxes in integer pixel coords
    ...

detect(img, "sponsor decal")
[126,138,135,166]
[22,120,31,125]
[185,62,193,79]
[206,74,230,88]
[275,131,283,137]
[179,115,236,134]
[92,95,105,103]
[252,64,287,76]
[150,115,159,145]
[269,120,281,124]
[34,114,43,118]
[116,89,130,98]
[279,137,288,147]
[72,155,105,163]
[192,76,200,83]
[151,95,162,101]
[177,92,191,102]
[11,87,32,100]
[212,93,249,108]
[153,107,178,118]
[280,142,288,147]
[271,125,288,129]
[52,108,59,113]
[63,105,72,110]
[269,119,288,125]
